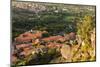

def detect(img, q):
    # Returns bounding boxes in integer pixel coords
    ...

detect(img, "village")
[11,1,96,66]
[11,29,95,65]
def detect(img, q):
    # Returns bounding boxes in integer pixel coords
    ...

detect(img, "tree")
[77,16,94,45]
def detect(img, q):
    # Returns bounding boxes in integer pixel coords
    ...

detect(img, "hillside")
[11,1,96,66]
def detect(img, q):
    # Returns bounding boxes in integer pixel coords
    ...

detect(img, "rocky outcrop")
[60,44,72,62]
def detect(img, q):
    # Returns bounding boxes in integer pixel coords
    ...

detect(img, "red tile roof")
[42,35,65,42]
[15,32,42,43]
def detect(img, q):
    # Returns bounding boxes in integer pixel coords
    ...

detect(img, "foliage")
[77,16,94,45]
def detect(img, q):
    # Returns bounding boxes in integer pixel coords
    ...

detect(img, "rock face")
[60,45,72,62]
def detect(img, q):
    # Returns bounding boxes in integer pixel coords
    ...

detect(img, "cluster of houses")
[11,30,77,64]
[12,1,46,13]
[11,29,96,64]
